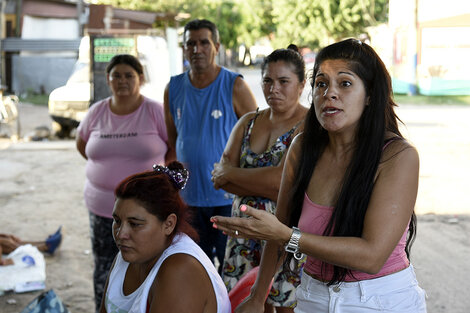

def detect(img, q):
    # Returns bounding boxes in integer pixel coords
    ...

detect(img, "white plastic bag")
[0,244,46,293]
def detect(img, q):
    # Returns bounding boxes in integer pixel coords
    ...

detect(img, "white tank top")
[105,233,230,313]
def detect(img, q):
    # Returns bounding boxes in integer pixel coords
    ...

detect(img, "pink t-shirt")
[298,192,409,281]
[78,96,168,218]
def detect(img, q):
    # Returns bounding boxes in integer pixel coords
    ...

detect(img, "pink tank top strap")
[382,136,402,151]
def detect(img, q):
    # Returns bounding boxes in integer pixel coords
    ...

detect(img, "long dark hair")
[286,39,416,284]
[115,161,198,243]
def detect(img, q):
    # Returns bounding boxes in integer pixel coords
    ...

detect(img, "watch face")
[294,252,304,260]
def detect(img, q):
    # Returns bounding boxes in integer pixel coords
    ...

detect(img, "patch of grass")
[394,94,470,105]
[19,93,49,106]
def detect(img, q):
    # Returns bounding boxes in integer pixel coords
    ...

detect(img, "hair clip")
[153,164,189,190]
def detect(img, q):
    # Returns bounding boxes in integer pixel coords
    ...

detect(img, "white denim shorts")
[295,264,427,313]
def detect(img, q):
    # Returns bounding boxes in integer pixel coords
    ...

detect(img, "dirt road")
[0,102,469,312]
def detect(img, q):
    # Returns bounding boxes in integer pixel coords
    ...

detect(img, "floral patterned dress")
[223,110,305,308]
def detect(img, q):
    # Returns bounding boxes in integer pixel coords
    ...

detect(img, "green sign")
[93,38,136,63]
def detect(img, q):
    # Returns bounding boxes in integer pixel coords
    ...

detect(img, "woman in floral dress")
[211,46,308,313]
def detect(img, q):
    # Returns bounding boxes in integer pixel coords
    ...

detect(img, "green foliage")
[271,0,388,49]
[235,0,275,47]
[94,0,388,50]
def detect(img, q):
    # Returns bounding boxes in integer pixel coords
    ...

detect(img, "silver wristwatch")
[285,226,304,260]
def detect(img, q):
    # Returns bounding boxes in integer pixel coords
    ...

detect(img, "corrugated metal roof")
[1,38,81,51]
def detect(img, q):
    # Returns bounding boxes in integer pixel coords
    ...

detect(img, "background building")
[0,0,84,95]
[388,0,470,95]
[0,1,183,97]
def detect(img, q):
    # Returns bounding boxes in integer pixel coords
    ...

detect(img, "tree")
[94,0,274,49]
[271,0,389,49]
[93,0,388,50]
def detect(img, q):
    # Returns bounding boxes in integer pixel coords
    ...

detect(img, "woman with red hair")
[100,161,230,313]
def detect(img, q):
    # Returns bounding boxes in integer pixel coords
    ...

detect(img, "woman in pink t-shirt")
[76,54,174,312]
[212,39,426,312]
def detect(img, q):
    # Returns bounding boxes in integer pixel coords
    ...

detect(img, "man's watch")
[285,226,304,260]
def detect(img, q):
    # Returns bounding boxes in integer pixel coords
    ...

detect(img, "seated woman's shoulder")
[151,253,215,311]
[159,253,208,282]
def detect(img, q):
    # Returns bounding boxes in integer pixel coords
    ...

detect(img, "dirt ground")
[0,102,469,313]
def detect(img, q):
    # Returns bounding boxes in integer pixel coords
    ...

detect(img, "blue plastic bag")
[20,289,69,313]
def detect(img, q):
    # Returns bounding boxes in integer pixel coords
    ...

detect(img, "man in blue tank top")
[163,19,257,272]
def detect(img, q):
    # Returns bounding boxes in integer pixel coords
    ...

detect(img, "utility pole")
[77,0,84,37]
[0,0,4,88]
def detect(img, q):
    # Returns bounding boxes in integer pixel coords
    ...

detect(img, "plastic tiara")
[152,164,189,190]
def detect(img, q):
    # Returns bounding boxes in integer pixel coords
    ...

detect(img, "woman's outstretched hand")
[210,205,291,245]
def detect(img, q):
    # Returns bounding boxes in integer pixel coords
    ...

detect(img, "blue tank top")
[169,68,240,206]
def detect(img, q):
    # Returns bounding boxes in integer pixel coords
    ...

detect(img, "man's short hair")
[183,19,219,45]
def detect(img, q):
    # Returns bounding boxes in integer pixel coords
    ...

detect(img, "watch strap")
[285,226,303,260]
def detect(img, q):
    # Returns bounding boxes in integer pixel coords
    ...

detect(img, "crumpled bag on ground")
[0,244,46,293]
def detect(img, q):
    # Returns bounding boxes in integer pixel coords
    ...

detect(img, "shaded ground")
[0,102,468,312]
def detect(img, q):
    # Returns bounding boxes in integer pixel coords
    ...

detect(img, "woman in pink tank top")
[211,39,426,312]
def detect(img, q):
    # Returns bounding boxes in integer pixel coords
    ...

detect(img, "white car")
[48,61,90,137]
